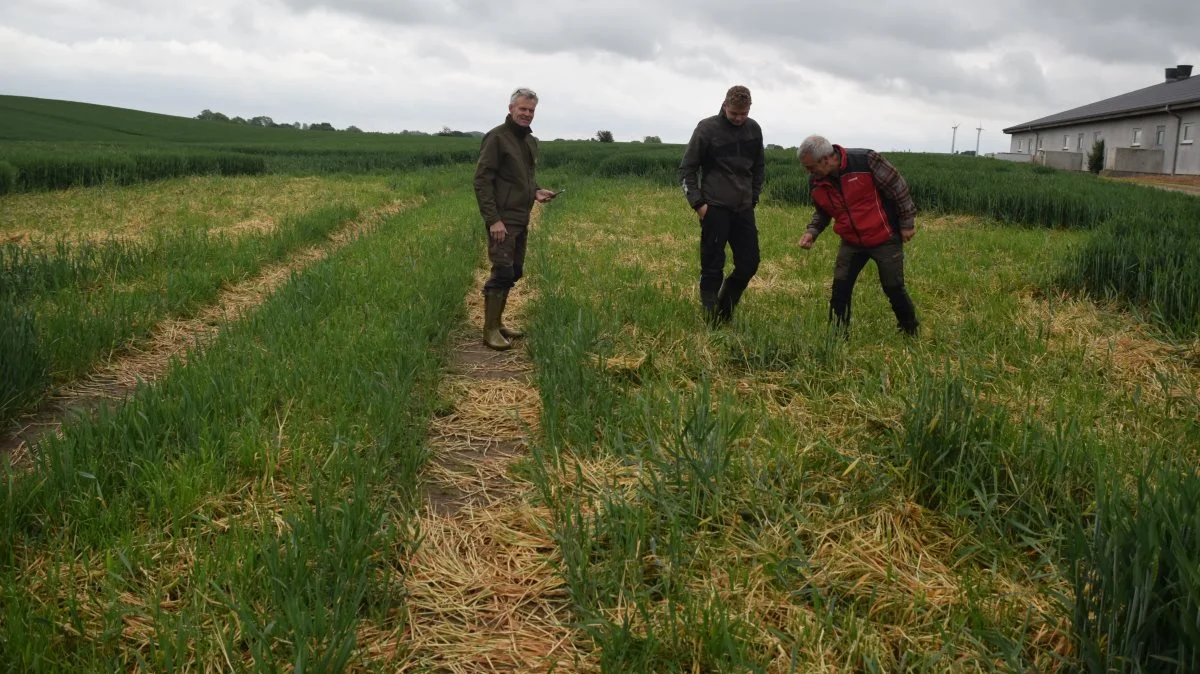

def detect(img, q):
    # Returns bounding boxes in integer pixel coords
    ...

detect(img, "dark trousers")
[830,239,917,331]
[699,206,759,319]
[483,222,528,293]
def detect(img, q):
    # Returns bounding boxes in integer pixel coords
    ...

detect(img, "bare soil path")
[403,262,592,672]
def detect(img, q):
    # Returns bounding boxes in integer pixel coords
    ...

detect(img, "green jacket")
[474,115,539,227]
[678,110,764,212]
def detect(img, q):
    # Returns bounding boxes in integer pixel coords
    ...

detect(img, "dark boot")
[498,289,524,340]
[715,277,749,325]
[829,279,854,338]
[483,290,512,351]
[701,290,719,327]
[884,285,919,337]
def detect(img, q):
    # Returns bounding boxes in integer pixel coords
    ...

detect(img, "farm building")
[1003,64,1200,175]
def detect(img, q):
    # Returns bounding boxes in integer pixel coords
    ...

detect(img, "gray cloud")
[3,0,1196,154]
[1029,0,1199,62]
[268,0,1195,115]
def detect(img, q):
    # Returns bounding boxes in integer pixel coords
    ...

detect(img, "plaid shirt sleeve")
[806,204,831,237]
[867,151,917,229]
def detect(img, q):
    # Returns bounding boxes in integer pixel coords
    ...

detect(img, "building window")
[1156,125,1166,147]
[1038,137,1044,150]
[1132,128,1142,146]
[1017,139,1024,152]
[1094,131,1102,143]
[1184,124,1195,144]
[1078,133,1085,150]
[1063,134,1070,149]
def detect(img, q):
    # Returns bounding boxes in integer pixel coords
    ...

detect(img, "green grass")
[0,96,482,193]
[521,177,1200,671]
[2,113,1198,670]
[0,178,480,670]
[0,173,402,240]
[0,95,335,143]
[0,174,427,429]
[1061,213,1200,336]
[6,96,1200,342]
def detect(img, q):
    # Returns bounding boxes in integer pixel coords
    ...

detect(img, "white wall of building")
[1006,108,1200,174]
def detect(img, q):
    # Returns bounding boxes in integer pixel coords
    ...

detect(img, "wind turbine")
[975,122,984,156]
[951,123,959,154]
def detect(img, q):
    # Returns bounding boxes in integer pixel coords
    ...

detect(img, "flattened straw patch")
[425,446,521,508]
[595,351,646,373]
[1017,291,1200,402]
[207,215,278,238]
[804,502,962,615]
[404,504,591,673]
[430,376,542,440]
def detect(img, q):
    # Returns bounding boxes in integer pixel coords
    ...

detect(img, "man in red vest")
[797,135,919,336]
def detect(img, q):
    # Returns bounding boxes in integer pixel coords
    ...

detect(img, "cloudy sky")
[2,0,1197,153]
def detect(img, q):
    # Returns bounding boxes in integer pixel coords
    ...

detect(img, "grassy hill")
[0,95,309,144]
[0,96,487,193]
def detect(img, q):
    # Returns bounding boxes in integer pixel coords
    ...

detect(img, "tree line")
[195,110,364,133]
[196,111,676,143]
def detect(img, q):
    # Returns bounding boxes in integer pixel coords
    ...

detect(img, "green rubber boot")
[499,289,524,340]
[483,290,512,351]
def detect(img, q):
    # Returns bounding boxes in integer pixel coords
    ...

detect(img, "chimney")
[1166,67,1179,82]
[1177,64,1194,79]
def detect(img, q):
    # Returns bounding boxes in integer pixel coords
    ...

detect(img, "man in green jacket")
[473,88,557,351]
[678,85,765,326]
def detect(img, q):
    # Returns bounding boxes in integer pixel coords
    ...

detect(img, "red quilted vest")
[809,146,898,248]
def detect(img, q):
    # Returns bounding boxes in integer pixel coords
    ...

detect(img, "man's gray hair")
[510,88,538,105]
[798,135,834,161]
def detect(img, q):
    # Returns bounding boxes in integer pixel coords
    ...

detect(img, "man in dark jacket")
[473,88,557,351]
[678,85,765,326]
[797,134,919,337]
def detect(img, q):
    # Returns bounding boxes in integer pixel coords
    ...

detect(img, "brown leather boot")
[498,288,524,340]
[483,290,512,351]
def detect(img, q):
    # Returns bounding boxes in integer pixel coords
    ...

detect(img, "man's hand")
[489,221,507,243]
[535,189,556,204]
[901,228,915,243]
[695,204,708,220]
[799,232,815,249]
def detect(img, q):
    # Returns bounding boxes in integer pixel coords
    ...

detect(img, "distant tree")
[436,126,475,137]
[249,115,275,128]
[596,130,614,143]
[345,125,363,133]
[958,150,976,157]
[1087,139,1106,173]
[643,135,662,144]
[766,143,784,151]
[309,122,336,131]
[197,109,231,123]
[230,116,248,125]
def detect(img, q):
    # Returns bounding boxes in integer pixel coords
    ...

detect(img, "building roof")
[1003,74,1200,133]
